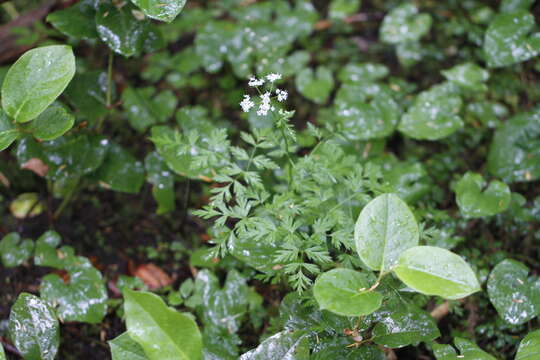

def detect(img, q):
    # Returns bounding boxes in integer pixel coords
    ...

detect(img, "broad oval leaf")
[123,289,203,360]
[295,66,334,104]
[47,1,98,39]
[454,172,511,218]
[0,109,20,151]
[484,10,540,68]
[433,338,496,360]
[239,330,309,360]
[1,45,75,123]
[109,332,149,360]
[394,246,481,299]
[516,329,540,360]
[487,259,539,325]
[313,269,383,316]
[130,0,187,23]
[8,293,59,360]
[27,104,75,141]
[441,63,489,91]
[380,4,432,44]
[372,304,440,348]
[94,143,145,194]
[354,193,419,272]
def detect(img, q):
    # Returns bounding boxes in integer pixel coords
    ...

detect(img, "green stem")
[53,181,80,220]
[106,52,114,108]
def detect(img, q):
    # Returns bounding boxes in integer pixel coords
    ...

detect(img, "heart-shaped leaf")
[355,193,419,272]
[40,257,108,323]
[109,332,149,360]
[433,338,495,360]
[487,259,540,325]
[372,304,440,348]
[398,83,463,140]
[516,329,540,360]
[123,289,203,360]
[313,268,382,316]
[239,331,309,360]
[394,246,481,299]
[1,45,75,123]
[484,10,540,68]
[27,104,75,141]
[454,172,511,218]
[130,0,187,23]
[8,293,59,360]
[295,67,334,104]
[380,3,432,44]
[0,232,34,267]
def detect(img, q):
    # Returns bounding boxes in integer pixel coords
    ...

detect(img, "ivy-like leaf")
[354,193,419,272]
[8,293,59,360]
[1,45,76,123]
[454,172,511,218]
[394,246,481,299]
[123,289,203,360]
[295,67,334,104]
[380,4,432,44]
[0,232,34,268]
[313,268,382,316]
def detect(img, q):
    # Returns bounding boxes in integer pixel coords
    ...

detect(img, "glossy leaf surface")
[47,1,98,39]
[0,109,19,151]
[295,67,334,104]
[95,143,145,194]
[516,329,540,360]
[109,332,149,360]
[433,338,495,360]
[130,0,187,22]
[239,331,309,360]
[0,232,34,267]
[27,104,75,141]
[380,4,432,44]
[454,172,511,218]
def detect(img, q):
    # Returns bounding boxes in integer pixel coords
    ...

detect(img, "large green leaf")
[130,0,187,23]
[1,45,76,123]
[441,63,489,92]
[433,338,495,360]
[0,232,34,268]
[487,259,540,325]
[484,10,540,68]
[354,193,419,272]
[8,293,59,360]
[313,268,382,316]
[487,108,540,183]
[123,289,203,360]
[394,246,481,299]
[372,304,440,348]
[516,329,540,360]
[27,104,75,141]
[47,0,98,39]
[40,257,108,323]
[122,87,177,132]
[109,332,149,360]
[239,331,309,360]
[398,83,463,140]
[94,143,145,194]
[380,3,432,44]
[295,67,334,104]
[64,71,109,121]
[0,109,20,151]
[454,172,511,218]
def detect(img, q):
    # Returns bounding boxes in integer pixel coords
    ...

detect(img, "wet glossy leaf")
[433,338,495,360]
[9,192,44,219]
[239,331,309,360]
[398,83,463,140]
[295,67,334,104]
[228,231,278,271]
[329,0,361,20]
[484,10,540,68]
[487,109,540,182]
[123,289,203,360]
[1,45,76,123]
[27,104,75,141]
[372,304,440,348]
[501,0,535,12]
[40,256,108,323]
[312,338,385,360]
[455,172,511,218]
[355,193,419,272]
[8,293,59,360]
[34,231,68,269]
[441,63,489,91]
[516,329,540,360]
[0,232,34,267]
[109,332,149,360]
[380,4,432,44]
[47,1,98,39]
[145,151,175,214]
[122,87,177,132]
[313,268,382,316]
[0,109,19,151]
[96,3,164,57]
[337,63,389,83]
[394,246,481,299]
[334,84,399,140]
[130,0,186,22]
[487,259,540,325]
[64,71,109,121]
[95,143,145,193]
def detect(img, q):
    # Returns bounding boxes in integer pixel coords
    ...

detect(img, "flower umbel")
[240,73,288,117]
[240,95,255,113]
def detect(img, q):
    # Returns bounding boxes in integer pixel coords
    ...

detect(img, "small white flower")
[276,89,288,102]
[248,77,265,87]
[240,95,255,112]
[257,92,272,116]
[266,73,282,82]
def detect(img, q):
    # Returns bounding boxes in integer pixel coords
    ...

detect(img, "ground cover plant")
[1,0,540,359]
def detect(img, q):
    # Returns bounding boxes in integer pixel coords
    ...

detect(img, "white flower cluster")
[240,73,288,116]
